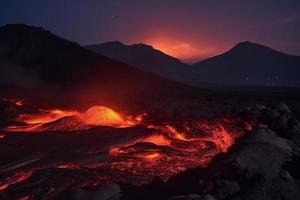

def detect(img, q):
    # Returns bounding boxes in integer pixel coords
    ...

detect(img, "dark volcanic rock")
[71,184,121,200]
[239,177,300,200]
[200,195,215,200]
[209,127,293,180]
[168,194,214,200]
[279,170,293,182]
[276,102,292,114]
[169,195,188,200]
[59,184,121,200]
[120,121,299,200]
[210,180,240,200]
[0,100,18,128]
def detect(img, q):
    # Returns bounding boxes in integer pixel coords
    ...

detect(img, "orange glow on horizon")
[145,38,219,62]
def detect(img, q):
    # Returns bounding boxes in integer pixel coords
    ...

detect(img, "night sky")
[1,0,299,62]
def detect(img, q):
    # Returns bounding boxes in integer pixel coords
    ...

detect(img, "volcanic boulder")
[71,184,121,200]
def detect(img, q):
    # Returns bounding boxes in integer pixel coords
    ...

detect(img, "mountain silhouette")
[87,41,300,87]
[86,41,203,86]
[193,41,300,87]
[0,24,194,110]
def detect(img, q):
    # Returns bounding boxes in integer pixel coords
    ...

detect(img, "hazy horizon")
[1,0,300,62]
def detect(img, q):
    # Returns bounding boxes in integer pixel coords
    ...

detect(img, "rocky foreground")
[64,102,300,200]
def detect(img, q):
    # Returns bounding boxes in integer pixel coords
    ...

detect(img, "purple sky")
[1,0,299,62]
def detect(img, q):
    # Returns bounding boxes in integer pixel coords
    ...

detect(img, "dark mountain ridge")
[87,41,300,88]
[0,24,195,111]
[193,41,300,87]
[86,41,204,86]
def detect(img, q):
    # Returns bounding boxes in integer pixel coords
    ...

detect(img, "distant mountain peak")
[193,41,300,87]
[99,41,125,47]
[86,40,204,86]
[0,23,83,61]
[130,43,154,49]
[229,41,280,55]
[234,41,261,47]
[88,41,154,50]
[1,23,36,29]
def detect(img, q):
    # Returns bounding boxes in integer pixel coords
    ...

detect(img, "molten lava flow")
[4,105,142,132]
[2,102,250,185]
[142,134,172,146]
[142,152,161,161]
[0,171,32,191]
[164,125,189,141]
[79,106,137,128]
[193,122,237,153]
[18,109,79,124]
[108,119,245,183]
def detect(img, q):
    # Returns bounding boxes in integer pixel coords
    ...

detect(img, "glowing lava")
[18,109,79,124]
[145,38,219,62]
[2,102,251,185]
[5,105,142,132]
[143,152,160,161]
[79,106,136,128]
[108,119,246,182]
[0,171,32,191]
[142,134,171,146]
